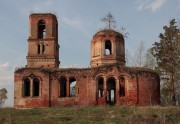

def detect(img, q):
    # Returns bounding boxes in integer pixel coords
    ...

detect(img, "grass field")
[0,106,180,124]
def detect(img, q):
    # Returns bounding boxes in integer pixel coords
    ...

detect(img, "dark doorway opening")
[23,78,30,97]
[106,77,116,105]
[33,78,40,96]
[98,77,104,97]
[59,77,67,97]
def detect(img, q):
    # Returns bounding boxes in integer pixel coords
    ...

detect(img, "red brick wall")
[138,73,160,105]
[14,68,50,108]
[14,66,160,108]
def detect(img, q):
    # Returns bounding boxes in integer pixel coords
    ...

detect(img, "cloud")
[146,0,166,12]
[0,62,9,69]
[136,0,166,12]
[62,17,84,30]
[61,16,91,37]
[137,0,150,11]
[0,62,13,83]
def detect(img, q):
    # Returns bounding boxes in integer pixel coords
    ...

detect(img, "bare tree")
[100,12,116,29]
[133,41,145,67]
[125,49,133,66]
[130,41,156,69]
[144,48,156,69]
[119,27,129,38]
[0,88,8,108]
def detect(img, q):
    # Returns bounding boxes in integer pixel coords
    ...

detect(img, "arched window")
[33,78,40,96]
[23,78,30,97]
[98,77,104,97]
[69,77,76,97]
[59,77,67,97]
[42,44,45,54]
[119,77,125,97]
[38,44,40,54]
[105,40,112,55]
[38,20,46,39]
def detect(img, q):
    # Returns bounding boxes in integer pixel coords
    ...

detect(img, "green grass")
[0,106,180,124]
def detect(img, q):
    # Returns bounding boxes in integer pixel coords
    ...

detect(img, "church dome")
[93,29,124,39]
[90,29,125,67]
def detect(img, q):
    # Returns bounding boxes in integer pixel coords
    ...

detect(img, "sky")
[0,0,180,107]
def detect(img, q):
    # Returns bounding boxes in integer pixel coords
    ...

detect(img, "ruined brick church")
[14,13,160,108]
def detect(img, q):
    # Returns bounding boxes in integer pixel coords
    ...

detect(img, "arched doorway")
[106,77,116,105]
[98,77,104,97]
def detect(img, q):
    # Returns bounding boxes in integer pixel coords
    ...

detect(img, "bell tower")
[26,13,60,68]
[90,29,125,67]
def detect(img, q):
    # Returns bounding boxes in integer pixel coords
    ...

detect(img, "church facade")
[14,13,160,108]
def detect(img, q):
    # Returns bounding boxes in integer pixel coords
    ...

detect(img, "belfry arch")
[38,20,46,39]
[105,40,112,55]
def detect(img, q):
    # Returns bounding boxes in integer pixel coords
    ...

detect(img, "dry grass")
[0,106,180,124]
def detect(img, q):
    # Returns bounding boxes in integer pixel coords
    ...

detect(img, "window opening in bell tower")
[38,20,46,39]
[105,40,112,55]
